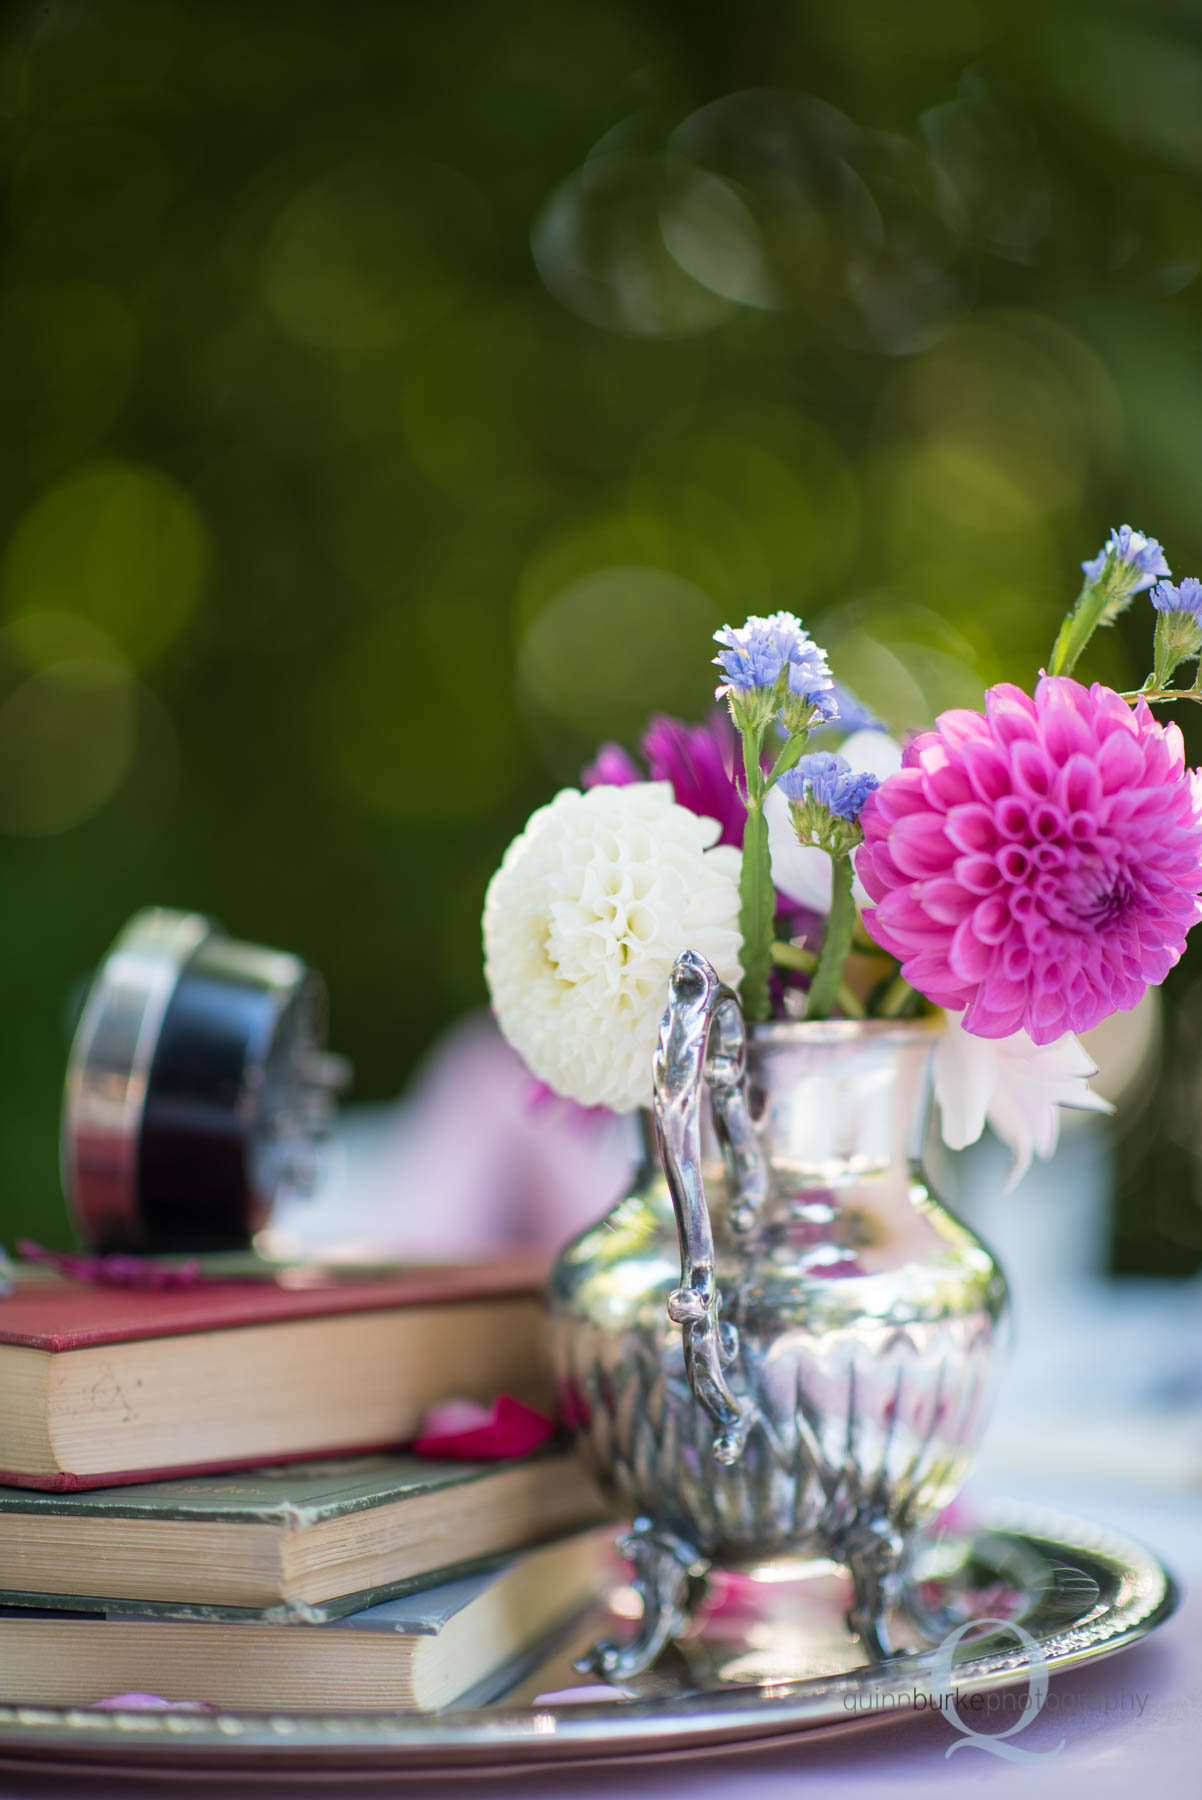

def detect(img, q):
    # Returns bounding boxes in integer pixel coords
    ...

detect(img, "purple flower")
[1151,576,1202,621]
[713,611,835,729]
[581,743,640,788]
[857,676,1202,1044]
[583,712,747,847]
[779,752,879,822]
[1081,526,1170,598]
[641,713,747,846]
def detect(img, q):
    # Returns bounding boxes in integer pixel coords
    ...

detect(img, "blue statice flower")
[779,751,878,857]
[780,752,879,821]
[1150,576,1202,680]
[1151,576,1202,621]
[713,611,834,733]
[713,616,788,691]
[1082,526,1170,600]
[787,665,840,726]
[713,611,830,691]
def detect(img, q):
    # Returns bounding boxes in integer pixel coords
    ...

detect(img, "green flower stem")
[738,726,774,1023]
[834,982,867,1020]
[770,941,865,1018]
[735,709,815,1023]
[1119,686,1202,706]
[878,971,917,1017]
[1049,579,1102,678]
[805,854,856,1021]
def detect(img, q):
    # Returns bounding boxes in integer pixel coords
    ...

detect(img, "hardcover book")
[0,1529,611,1712]
[0,1451,608,1620]
[0,1260,547,1489]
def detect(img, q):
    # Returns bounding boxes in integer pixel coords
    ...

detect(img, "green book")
[0,1529,611,1712]
[0,1451,608,1621]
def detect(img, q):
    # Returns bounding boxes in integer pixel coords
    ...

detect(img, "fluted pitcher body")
[546,955,1009,1675]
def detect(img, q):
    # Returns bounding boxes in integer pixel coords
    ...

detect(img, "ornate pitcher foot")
[844,1526,906,1662]
[575,1520,708,1681]
[899,1569,962,1644]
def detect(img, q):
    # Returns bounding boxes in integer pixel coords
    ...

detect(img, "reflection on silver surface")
[548,956,1008,1672]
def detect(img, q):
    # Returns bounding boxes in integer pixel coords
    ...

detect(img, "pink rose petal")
[413,1393,555,1460]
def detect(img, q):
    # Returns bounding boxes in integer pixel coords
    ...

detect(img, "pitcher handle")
[653,950,767,1466]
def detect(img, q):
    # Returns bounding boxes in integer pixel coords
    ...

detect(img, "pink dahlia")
[856,676,1202,1043]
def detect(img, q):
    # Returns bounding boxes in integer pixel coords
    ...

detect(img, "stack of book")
[0,1261,610,1711]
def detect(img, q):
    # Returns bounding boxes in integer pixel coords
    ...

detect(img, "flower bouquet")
[485,524,1202,1185]
[481,526,1202,1675]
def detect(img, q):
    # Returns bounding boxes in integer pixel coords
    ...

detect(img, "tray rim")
[0,1503,1179,1776]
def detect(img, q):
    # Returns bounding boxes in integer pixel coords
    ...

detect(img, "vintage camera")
[61,908,350,1253]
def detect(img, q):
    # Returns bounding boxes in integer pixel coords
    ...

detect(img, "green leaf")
[1049,575,1109,679]
[765,728,808,788]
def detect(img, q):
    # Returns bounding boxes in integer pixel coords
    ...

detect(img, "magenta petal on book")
[413,1394,555,1460]
[15,1240,206,1289]
[92,1694,215,1712]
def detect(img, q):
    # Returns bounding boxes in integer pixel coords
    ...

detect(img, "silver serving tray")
[0,1505,1176,1781]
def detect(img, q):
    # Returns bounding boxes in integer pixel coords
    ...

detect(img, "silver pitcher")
[546,950,1009,1677]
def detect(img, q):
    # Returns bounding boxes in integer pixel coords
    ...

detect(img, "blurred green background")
[2,0,1201,1270]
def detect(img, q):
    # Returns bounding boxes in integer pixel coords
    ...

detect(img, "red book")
[0,1260,548,1491]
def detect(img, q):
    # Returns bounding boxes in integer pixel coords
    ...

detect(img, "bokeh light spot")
[0,613,136,835]
[517,565,721,744]
[3,460,208,666]
[633,407,861,601]
[878,315,1103,518]
[532,150,735,338]
[261,157,491,352]
[658,169,780,310]
[517,509,749,642]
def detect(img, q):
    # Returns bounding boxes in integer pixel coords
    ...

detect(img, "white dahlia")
[483,782,743,1112]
